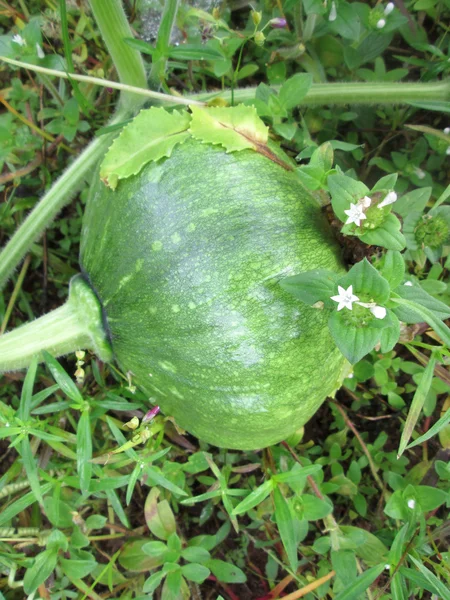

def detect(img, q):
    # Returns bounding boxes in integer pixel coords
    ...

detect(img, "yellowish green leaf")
[100,107,191,189]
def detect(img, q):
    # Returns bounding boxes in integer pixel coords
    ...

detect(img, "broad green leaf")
[278,73,312,110]
[338,526,388,566]
[300,494,333,520]
[168,44,224,61]
[393,298,450,346]
[401,566,450,597]
[143,570,166,594]
[232,479,274,515]
[100,108,191,189]
[142,541,168,559]
[77,409,92,495]
[333,563,386,600]
[20,436,43,505]
[145,489,177,540]
[181,563,210,583]
[43,351,83,404]
[280,269,340,307]
[409,556,450,600]
[206,559,246,583]
[120,540,165,573]
[393,187,431,217]
[379,251,405,289]
[189,105,269,154]
[146,465,187,497]
[328,173,370,223]
[60,557,97,579]
[359,214,406,251]
[17,357,38,421]
[341,258,390,304]
[273,487,298,571]
[181,546,211,564]
[395,284,450,321]
[371,173,398,193]
[406,407,450,450]
[328,312,382,365]
[23,548,58,594]
[331,550,357,588]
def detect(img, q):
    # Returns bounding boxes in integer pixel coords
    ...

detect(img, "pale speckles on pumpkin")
[188,301,196,309]
[171,304,180,313]
[158,360,177,373]
[186,223,196,232]
[171,232,181,244]
[152,241,163,251]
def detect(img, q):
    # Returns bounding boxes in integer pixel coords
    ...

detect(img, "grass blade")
[77,409,93,495]
[398,355,436,458]
[17,357,38,421]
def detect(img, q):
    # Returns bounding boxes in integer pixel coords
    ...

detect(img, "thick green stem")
[0,276,112,372]
[88,0,147,111]
[0,110,127,291]
[194,80,450,106]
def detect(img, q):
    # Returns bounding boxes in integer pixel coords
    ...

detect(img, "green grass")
[0,1,449,599]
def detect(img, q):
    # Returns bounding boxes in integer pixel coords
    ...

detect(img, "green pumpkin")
[80,139,346,449]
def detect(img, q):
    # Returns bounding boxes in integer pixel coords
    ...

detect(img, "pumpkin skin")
[80,139,346,449]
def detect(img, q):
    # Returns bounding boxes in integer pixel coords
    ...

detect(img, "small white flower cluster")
[377,2,395,29]
[444,127,450,156]
[330,285,387,319]
[11,33,45,57]
[344,192,397,227]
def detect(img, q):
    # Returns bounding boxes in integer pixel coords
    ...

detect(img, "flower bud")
[251,10,262,26]
[269,17,287,28]
[384,2,395,15]
[376,18,386,28]
[254,31,265,46]
[329,1,337,21]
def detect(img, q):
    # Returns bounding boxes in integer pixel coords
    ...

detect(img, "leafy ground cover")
[0,0,449,599]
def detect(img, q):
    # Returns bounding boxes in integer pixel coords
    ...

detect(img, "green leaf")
[379,312,400,353]
[206,559,247,583]
[143,570,166,594]
[379,251,405,289]
[301,494,333,520]
[181,546,211,564]
[77,409,92,495]
[168,44,224,61]
[273,486,298,572]
[43,351,83,404]
[329,312,381,365]
[398,354,436,458]
[408,556,450,600]
[120,540,166,573]
[395,284,450,321]
[189,104,268,153]
[20,436,43,505]
[23,548,58,594]
[328,173,370,223]
[181,563,210,583]
[17,357,38,421]
[405,408,450,450]
[0,483,52,527]
[338,526,389,566]
[280,269,340,307]
[341,258,390,304]
[232,479,274,515]
[333,564,386,600]
[60,556,97,579]
[393,187,431,218]
[100,108,191,189]
[359,214,406,251]
[146,465,187,497]
[142,540,168,559]
[393,298,450,346]
[331,550,357,588]
[278,73,312,110]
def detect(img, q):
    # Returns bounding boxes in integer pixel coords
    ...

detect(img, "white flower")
[356,302,386,319]
[446,147,450,156]
[359,195,372,208]
[378,191,397,209]
[36,43,45,58]
[344,202,367,227]
[331,285,360,311]
[384,564,391,571]
[384,2,395,15]
[404,281,413,286]
[414,167,426,180]
[407,499,416,509]
[444,127,450,135]
[369,305,387,319]
[12,34,26,46]
[376,18,386,28]
[329,1,337,21]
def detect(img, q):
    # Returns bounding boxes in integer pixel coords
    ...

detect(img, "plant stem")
[0,276,112,372]
[0,109,126,291]
[0,57,204,107]
[88,0,147,112]
[194,80,450,106]
[148,0,181,90]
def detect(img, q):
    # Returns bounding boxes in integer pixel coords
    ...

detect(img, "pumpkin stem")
[0,275,112,372]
